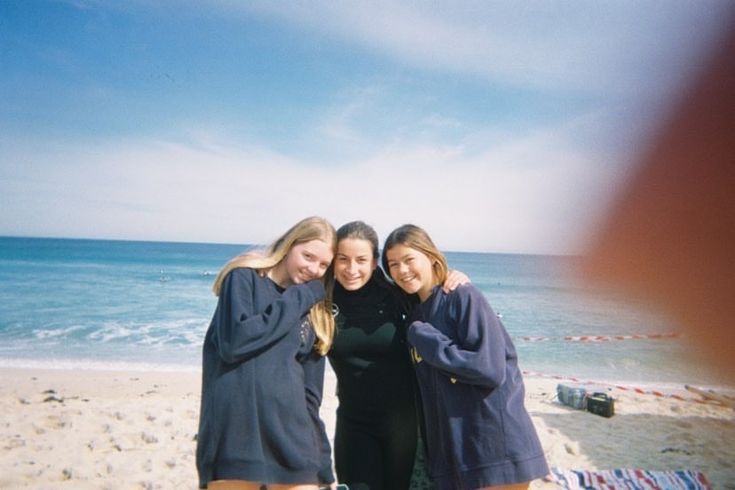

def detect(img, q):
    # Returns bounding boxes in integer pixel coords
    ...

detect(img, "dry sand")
[1,366,734,489]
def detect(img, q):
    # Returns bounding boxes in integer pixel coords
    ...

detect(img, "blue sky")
[1,1,731,254]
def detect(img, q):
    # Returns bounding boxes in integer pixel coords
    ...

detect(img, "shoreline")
[2,366,734,488]
[2,356,732,390]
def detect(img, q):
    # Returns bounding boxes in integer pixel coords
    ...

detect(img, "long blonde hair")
[212,216,337,355]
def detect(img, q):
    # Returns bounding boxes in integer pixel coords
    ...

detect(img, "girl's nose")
[308,263,320,276]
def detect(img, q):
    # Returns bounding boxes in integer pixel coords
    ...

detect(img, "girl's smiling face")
[272,239,333,288]
[334,238,376,291]
[384,244,436,302]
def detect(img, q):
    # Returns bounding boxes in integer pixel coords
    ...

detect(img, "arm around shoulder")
[211,270,326,364]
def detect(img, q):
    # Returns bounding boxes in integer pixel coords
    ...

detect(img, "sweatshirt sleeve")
[303,353,335,484]
[212,268,325,364]
[407,285,506,388]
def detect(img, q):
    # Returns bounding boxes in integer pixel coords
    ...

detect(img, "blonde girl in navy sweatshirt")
[382,224,549,490]
[196,216,338,490]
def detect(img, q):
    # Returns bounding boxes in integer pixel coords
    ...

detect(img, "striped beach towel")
[549,467,712,489]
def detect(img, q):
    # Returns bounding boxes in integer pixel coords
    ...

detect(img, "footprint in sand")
[564,442,580,455]
[44,415,69,430]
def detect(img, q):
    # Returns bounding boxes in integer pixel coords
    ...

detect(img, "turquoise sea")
[0,236,725,387]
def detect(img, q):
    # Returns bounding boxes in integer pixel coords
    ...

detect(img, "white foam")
[0,356,200,373]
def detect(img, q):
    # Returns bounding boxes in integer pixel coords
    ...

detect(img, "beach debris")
[564,441,580,455]
[46,415,69,429]
[41,389,64,403]
[4,437,25,450]
[141,431,158,444]
[19,397,31,405]
[61,467,73,480]
[685,385,735,409]
[109,435,133,452]
[527,371,717,405]
[661,446,695,455]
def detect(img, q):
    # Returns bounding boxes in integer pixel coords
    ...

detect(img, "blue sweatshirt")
[196,267,335,488]
[407,284,548,490]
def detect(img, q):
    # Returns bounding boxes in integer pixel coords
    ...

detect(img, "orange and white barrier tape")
[522,371,712,405]
[516,333,680,342]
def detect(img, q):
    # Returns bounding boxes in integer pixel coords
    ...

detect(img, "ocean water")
[0,237,724,386]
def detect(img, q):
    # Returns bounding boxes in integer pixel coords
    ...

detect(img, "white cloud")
[1,105,628,254]
[238,0,730,97]
[4,1,731,259]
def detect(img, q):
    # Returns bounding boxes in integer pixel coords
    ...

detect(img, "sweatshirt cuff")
[318,467,335,485]
[407,320,429,344]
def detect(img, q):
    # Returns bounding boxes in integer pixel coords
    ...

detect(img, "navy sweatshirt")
[196,267,335,488]
[407,284,548,490]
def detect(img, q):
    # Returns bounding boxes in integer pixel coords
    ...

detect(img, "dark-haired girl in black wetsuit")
[328,221,468,490]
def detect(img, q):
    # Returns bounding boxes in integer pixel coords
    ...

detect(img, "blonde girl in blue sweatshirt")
[382,224,548,490]
[197,216,338,490]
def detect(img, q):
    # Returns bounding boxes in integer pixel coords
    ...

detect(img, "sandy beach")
[1,367,733,489]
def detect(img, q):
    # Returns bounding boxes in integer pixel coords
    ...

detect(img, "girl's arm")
[211,268,325,364]
[408,286,506,388]
[303,352,336,485]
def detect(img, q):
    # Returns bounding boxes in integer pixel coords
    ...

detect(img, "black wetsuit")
[328,271,418,490]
